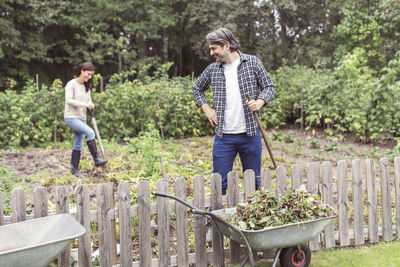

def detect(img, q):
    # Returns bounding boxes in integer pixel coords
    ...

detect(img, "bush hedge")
[0,52,399,148]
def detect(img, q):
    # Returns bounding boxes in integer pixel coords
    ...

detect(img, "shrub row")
[267,49,400,146]
[0,51,399,148]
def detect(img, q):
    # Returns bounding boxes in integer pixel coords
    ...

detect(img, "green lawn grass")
[231,240,400,267]
[310,241,400,267]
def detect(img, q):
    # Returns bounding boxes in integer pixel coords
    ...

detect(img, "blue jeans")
[213,130,262,195]
[65,118,95,150]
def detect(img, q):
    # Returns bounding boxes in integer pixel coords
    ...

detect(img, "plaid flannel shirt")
[192,51,275,137]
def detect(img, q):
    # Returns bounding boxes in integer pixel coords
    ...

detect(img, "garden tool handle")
[87,108,94,118]
[246,93,277,170]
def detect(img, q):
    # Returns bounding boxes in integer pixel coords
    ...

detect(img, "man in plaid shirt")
[192,28,275,195]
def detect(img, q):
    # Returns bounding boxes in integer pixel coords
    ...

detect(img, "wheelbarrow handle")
[152,191,199,212]
[152,191,246,235]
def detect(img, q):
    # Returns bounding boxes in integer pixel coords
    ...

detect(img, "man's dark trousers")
[212,129,262,195]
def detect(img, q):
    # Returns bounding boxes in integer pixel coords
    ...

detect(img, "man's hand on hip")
[246,99,265,112]
[201,103,218,128]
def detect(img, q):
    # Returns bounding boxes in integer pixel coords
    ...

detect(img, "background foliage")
[1,0,399,89]
[0,52,399,148]
[0,0,399,147]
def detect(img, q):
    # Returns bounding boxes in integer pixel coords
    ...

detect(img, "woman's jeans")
[212,130,262,195]
[65,118,95,150]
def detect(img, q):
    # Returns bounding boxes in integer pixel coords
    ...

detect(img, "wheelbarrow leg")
[239,244,255,267]
[271,248,282,267]
[240,255,249,267]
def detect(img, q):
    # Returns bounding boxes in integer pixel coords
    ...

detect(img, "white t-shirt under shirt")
[223,57,247,134]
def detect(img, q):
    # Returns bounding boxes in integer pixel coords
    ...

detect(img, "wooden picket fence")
[1,157,400,266]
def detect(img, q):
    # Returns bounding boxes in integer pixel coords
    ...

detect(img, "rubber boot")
[87,139,108,166]
[70,150,81,176]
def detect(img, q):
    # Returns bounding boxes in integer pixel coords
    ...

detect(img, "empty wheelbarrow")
[152,191,336,267]
[0,214,86,267]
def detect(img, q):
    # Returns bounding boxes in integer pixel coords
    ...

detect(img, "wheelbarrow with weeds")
[152,191,336,267]
[0,214,86,267]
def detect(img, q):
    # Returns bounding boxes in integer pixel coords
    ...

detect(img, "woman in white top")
[64,62,107,176]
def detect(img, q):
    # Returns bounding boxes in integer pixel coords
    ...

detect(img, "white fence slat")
[352,159,364,245]
[261,168,271,191]
[33,187,48,218]
[380,158,393,241]
[118,182,133,267]
[307,162,320,195]
[322,161,335,248]
[56,186,70,267]
[395,157,400,239]
[291,164,302,190]
[97,183,114,267]
[211,173,224,266]
[337,160,349,246]
[244,169,256,198]
[366,159,378,243]
[306,162,320,250]
[276,166,287,196]
[156,179,170,267]
[244,169,258,261]
[11,188,26,223]
[76,185,92,267]
[227,171,240,264]
[175,177,188,266]
[138,180,152,267]
[193,175,207,267]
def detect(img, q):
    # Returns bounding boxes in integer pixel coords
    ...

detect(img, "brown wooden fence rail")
[1,157,400,266]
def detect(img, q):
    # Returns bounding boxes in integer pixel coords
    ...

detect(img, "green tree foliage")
[1,0,346,89]
[332,0,400,70]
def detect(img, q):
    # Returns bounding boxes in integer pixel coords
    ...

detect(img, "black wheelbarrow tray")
[153,191,336,267]
[0,214,86,267]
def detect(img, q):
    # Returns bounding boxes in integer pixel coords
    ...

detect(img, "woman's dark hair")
[76,62,95,92]
[206,28,241,51]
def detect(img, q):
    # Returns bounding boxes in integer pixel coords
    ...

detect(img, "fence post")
[244,169,256,198]
[227,171,240,264]
[322,161,335,249]
[175,178,189,266]
[0,190,4,226]
[138,180,151,267]
[261,168,271,191]
[366,159,378,244]
[276,166,287,196]
[337,160,349,246]
[156,179,170,267]
[352,159,364,245]
[118,182,132,267]
[97,183,114,267]
[56,186,70,267]
[76,185,92,267]
[260,168,274,259]
[244,169,258,261]
[306,162,320,250]
[193,175,207,267]
[380,157,393,241]
[34,187,48,218]
[11,188,26,223]
[210,173,224,266]
[291,164,302,190]
[394,157,400,239]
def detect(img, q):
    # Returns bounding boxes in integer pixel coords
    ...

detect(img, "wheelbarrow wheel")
[279,243,311,267]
